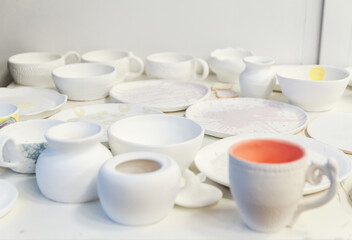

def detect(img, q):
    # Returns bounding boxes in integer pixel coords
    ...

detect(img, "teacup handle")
[0,136,19,168]
[289,157,338,226]
[191,58,209,81]
[127,52,145,79]
[63,51,81,64]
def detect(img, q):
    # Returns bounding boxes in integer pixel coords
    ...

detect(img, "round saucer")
[0,179,18,218]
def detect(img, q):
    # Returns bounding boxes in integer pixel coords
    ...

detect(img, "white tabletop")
[1,75,352,239]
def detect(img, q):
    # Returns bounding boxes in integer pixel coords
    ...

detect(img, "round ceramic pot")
[98,152,180,225]
[36,122,113,203]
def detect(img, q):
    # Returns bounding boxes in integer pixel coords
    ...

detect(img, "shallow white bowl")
[108,115,204,172]
[52,63,116,101]
[277,65,350,111]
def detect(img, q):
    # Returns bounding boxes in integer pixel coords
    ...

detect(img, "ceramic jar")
[239,56,275,99]
[98,152,180,225]
[36,122,112,203]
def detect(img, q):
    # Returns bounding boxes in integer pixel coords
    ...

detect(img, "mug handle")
[126,52,144,79]
[63,51,81,64]
[191,58,209,81]
[0,136,19,168]
[289,157,338,226]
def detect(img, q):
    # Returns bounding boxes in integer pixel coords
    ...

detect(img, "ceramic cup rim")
[108,114,204,149]
[0,102,18,119]
[146,52,194,63]
[45,122,103,145]
[242,56,275,66]
[229,138,307,171]
[81,50,130,62]
[8,52,63,65]
[276,65,350,83]
[103,152,173,178]
[210,48,254,59]
[52,63,116,79]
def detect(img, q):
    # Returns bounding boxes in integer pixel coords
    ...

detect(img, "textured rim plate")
[0,179,18,218]
[50,103,162,143]
[109,80,211,112]
[307,113,352,154]
[186,98,308,138]
[195,133,352,195]
[0,87,67,120]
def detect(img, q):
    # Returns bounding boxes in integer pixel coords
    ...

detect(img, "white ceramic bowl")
[108,115,204,172]
[8,52,80,86]
[208,48,254,83]
[52,63,116,101]
[277,65,350,111]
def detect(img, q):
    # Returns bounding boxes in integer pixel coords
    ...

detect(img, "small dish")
[52,63,116,101]
[50,103,162,143]
[0,87,67,120]
[277,65,350,111]
[186,98,308,138]
[0,179,18,218]
[109,80,211,112]
[307,113,352,154]
[195,133,352,195]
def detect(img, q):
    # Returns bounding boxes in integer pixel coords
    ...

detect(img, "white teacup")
[81,50,144,82]
[0,119,63,173]
[8,51,80,86]
[229,138,338,232]
[145,52,209,81]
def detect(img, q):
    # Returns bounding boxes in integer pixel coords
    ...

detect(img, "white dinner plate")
[0,87,67,120]
[50,103,162,143]
[186,98,308,138]
[0,179,18,218]
[307,113,352,154]
[109,80,211,112]
[195,133,352,195]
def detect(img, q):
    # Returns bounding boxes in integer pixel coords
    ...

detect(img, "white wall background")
[0,0,324,86]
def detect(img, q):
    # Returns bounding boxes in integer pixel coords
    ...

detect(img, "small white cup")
[229,138,338,232]
[81,50,144,82]
[145,52,209,81]
[8,51,80,86]
[98,152,180,225]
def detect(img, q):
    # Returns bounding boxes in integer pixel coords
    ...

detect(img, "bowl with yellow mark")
[277,65,350,111]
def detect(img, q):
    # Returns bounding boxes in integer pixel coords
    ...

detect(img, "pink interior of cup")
[230,139,304,164]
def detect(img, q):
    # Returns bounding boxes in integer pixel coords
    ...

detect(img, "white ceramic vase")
[36,122,112,203]
[98,152,180,225]
[239,56,275,99]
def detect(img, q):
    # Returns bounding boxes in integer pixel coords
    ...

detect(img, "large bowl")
[52,63,116,101]
[276,65,350,111]
[108,115,204,172]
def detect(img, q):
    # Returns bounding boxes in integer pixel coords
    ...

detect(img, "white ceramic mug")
[229,138,338,233]
[81,50,144,82]
[0,102,18,129]
[145,52,209,81]
[8,51,80,86]
[0,119,63,173]
[98,152,180,225]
